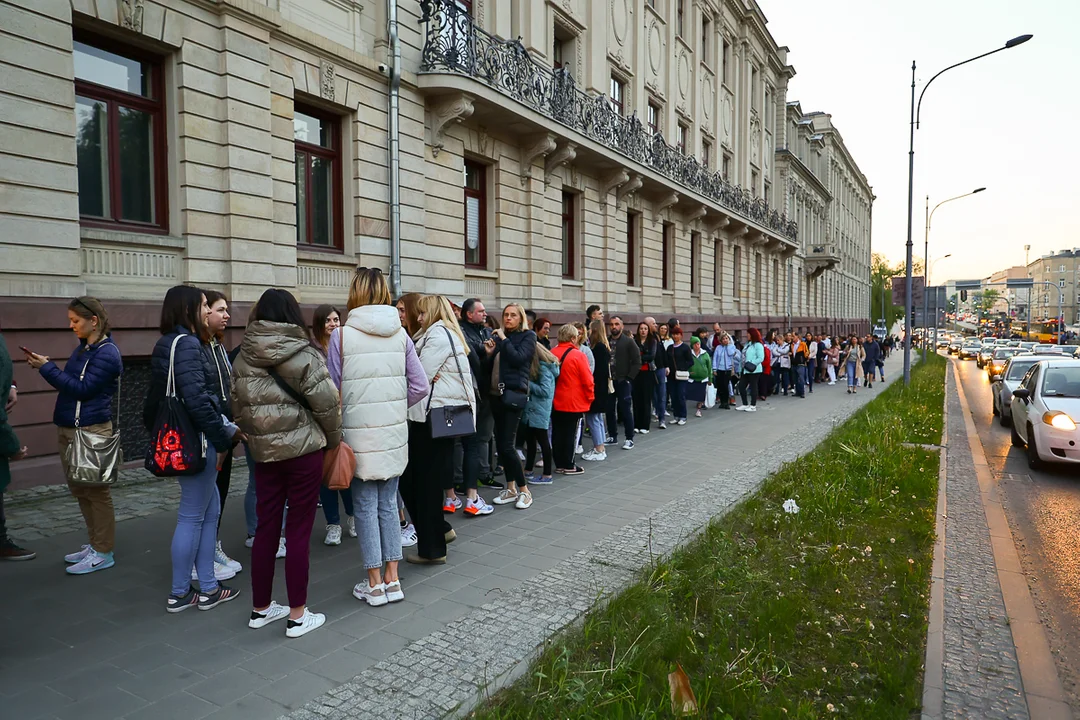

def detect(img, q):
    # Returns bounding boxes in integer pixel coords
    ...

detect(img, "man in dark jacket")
[608,316,641,450]
[0,331,33,561]
[459,300,501,488]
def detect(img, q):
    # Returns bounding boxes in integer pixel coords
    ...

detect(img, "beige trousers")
[58,423,116,553]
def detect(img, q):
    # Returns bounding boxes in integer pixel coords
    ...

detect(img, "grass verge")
[470,353,946,719]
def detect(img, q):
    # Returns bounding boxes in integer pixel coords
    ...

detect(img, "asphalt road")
[952,351,1080,716]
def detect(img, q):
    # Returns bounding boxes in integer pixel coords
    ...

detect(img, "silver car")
[993,355,1043,427]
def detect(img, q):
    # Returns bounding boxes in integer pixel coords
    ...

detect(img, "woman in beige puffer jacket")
[230,289,341,639]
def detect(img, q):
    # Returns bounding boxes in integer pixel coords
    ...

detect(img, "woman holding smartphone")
[24,297,123,575]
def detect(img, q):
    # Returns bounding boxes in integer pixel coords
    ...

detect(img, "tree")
[870,253,908,330]
[977,289,1001,315]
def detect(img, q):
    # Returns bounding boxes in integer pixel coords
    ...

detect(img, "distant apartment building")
[1027,250,1080,325]
[986,266,1028,318]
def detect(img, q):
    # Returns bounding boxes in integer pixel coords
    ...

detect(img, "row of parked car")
[938,334,1080,470]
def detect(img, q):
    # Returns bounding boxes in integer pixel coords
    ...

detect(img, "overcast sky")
[763,0,1078,285]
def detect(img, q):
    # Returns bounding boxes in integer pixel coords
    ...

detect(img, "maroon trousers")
[251,449,323,610]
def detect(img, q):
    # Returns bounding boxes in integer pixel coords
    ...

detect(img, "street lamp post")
[902,33,1033,385]
[922,190,984,360]
[927,253,952,349]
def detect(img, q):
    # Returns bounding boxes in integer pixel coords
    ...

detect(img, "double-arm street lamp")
[926,253,952,350]
[902,33,1033,385]
[921,189,985,360]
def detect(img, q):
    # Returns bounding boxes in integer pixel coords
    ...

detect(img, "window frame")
[701,138,711,168]
[647,100,661,135]
[609,75,626,116]
[677,122,688,154]
[701,15,711,63]
[690,231,700,295]
[463,159,488,268]
[627,210,639,287]
[713,239,723,296]
[662,222,674,290]
[733,244,742,298]
[561,190,576,279]
[722,38,732,86]
[675,0,685,38]
[293,102,345,251]
[73,32,168,234]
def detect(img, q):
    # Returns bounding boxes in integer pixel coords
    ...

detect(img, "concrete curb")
[921,359,949,720]
[945,357,1072,719]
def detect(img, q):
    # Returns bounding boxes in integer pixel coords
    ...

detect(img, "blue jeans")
[351,477,403,570]
[244,447,257,537]
[653,368,667,420]
[846,361,858,387]
[172,445,220,596]
[794,365,806,397]
[586,412,607,449]
[671,379,688,421]
[320,486,354,525]
[807,360,816,392]
[614,379,634,442]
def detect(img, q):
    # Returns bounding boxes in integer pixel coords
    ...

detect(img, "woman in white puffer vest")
[326,268,428,608]
[401,295,476,565]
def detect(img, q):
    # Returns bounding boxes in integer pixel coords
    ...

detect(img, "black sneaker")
[198,583,240,611]
[493,466,505,477]
[167,586,199,613]
[0,538,35,561]
[478,474,504,489]
[561,465,585,475]
[454,483,466,496]
[605,436,616,445]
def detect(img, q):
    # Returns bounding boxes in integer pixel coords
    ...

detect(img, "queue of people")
[1,283,886,639]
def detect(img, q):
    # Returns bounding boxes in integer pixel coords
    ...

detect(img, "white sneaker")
[352,581,388,607]
[638,429,650,435]
[215,541,242,573]
[385,579,405,603]
[515,491,533,509]
[276,537,287,559]
[400,523,418,548]
[516,449,526,462]
[324,524,342,546]
[249,601,289,629]
[745,405,757,412]
[346,515,357,538]
[64,544,92,564]
[622,439,634,450]
[676,419,687,426]
[581,450,607,462]
[464,496,494,516]
[442,495,462,513]
[191,561,237,582]
[244,535,254,548]
[735,405,747,411]
[575,444,585,455]
[285,608,326,638]
[493,489,519,505]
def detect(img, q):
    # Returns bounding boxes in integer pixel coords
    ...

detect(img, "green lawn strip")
[471,355,945,720]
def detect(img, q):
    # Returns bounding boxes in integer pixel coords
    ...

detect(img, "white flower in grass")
[783,499,800,514]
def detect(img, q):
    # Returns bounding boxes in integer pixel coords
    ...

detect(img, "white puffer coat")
[340,305,410,480]
[407,320,476,425]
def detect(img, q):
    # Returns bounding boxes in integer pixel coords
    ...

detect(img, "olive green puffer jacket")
[230,321,341,464]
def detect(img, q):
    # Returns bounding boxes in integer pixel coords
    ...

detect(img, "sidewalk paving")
[0,358,902,720]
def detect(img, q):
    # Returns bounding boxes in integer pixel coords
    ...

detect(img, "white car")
[993,354,1041,426]
[1010,358,1080,469]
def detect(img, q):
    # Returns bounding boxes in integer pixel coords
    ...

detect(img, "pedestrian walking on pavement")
[687,337,711,417]
[489,304,537,508]
[407,295,478,548]
[825,341,840,385]
[792,334,810,398]
[667,327,693,425]
[844,338,863,394]
[1,328,33,561]
[632,322,657,433]
[331,271,426,604]
[582,320,610,462]
[25,297,122,575]
[232,288,341,635]
[148,286,239,611]
[523,343,559,485]
[312,304,356,546]
[202,291,244,577]
[551,324,594,474]
[736,328,765,412]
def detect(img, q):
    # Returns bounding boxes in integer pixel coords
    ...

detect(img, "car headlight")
[1043,412,1077,431]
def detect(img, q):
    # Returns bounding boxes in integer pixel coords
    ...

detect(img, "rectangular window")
[561,191,576,278]
[713,239,723,296]
[702,138,711,168]
[609,76,625,115]
[553,25,573,72]
[751,169,759,196]
[751,67,758,110]
[647,101,661,135]
[722,153,731,182]
[627,211,638,286]
[690,231,700,295]
[294,105,343,249]
[553,33,564,69]
[677,122,688,154]
[754,253,763,301]
[662,222,674,290]
[74,37,167,231]
[701,16,710,61]
[722,38,732,85]
[1061,264,1067,272]
[1060,279,1066,288]
[772,258,780,306]
[464,160,486,267]
[676,0,684,37]
[733,244,742,298]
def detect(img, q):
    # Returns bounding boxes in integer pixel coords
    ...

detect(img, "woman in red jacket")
[550,323,594,476]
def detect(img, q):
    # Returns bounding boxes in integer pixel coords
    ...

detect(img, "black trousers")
[492,402,526,488]
[524,427,552,477]
[739,374,759,406]
[215,449,233,530]
[714,369,731,407]
[400,421,450,560]
[605,393,618,443]
[0,491,7,542]
[551,410,582,470]
[632,371,654,430]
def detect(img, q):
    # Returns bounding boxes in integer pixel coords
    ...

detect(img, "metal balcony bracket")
[519,134,558,185]
[429,93,475,157]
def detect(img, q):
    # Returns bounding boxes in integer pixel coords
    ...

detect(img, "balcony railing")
[418,0,797,243]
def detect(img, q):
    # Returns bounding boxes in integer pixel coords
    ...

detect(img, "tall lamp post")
[927,253,952,351]
[922,189,984,360]
[902,33,1033,385]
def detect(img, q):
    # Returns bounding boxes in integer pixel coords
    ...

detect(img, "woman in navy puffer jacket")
[25,297,122,575]
[145,286,240,614]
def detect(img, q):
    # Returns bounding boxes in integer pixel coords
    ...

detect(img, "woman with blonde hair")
[404,295,476,561]
[489,303,537,508]
[327,268,427,605]
[522,343,560,485]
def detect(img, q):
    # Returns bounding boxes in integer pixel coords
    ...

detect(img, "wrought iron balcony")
[417,0,797,243]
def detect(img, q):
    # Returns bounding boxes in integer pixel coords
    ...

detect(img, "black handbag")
[742,361,758,373]
[145,335,207,477]
[426,327,476,439]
